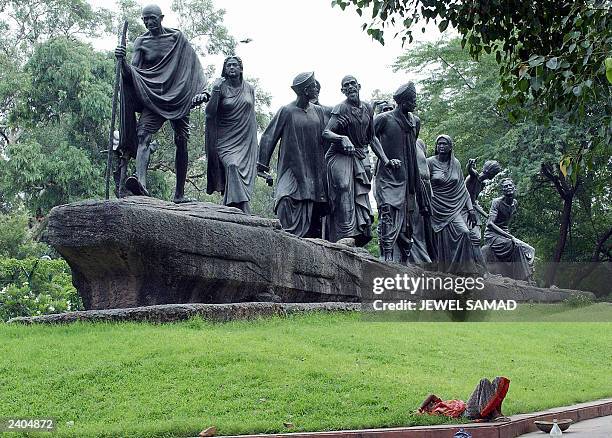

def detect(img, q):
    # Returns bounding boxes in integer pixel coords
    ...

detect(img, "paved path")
[518,415,612,437]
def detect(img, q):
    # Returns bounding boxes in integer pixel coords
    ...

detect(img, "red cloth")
[418,395,467,418]
[479,376,510,418]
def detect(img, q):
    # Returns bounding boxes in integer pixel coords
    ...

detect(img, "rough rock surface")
[8,302,361,324]
[45,197,590,310]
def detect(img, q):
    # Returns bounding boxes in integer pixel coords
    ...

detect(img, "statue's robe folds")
[325,101,375,246]
[464,173,487,250]
[485,197,535,281]
[205,81,258,207]
[428,155,485,274]
[373,109,423,260]
[258,103,328,237]
[118,29,206,158]
[407,141,434,265]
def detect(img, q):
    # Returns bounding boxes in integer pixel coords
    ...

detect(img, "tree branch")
[436,53,475,90]
[540,162,566,198]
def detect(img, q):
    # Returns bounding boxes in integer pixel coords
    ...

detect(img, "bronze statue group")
[113,4,535,282]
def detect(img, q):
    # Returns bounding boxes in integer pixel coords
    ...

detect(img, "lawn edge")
[214,398,612,438]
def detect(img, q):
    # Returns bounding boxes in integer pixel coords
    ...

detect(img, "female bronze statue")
[205,56,258,213]
[427,135,485,274]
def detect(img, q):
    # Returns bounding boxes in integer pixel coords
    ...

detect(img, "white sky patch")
[92,0,452,109]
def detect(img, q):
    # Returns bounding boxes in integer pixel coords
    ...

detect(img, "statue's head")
[341,75,361,102]
[500,177,516,197]
[381,103,395,112]
[435,134,453,155]
[310,80,321,103]
[141,4,164,33]
[393,82,417,113]
[291,72,318,100]
[222,56,243,81]
[482,160,502,179]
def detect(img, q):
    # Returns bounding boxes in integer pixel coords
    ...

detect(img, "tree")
[0,0,271,213]
[332,0,611,178]
[0,37,113,212]
[394,38,611,288]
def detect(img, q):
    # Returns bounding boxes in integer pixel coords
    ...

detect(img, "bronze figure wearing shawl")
[115,4,208,202]
[205,56,258,213]
[484,178,535,281]
[427,135,485,274]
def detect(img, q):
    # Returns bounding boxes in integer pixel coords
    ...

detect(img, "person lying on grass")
[418,376,511,422]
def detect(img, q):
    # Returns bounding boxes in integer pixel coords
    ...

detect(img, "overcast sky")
[95,0,449,110]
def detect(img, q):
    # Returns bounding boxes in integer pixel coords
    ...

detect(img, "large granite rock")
[45,198,589,310]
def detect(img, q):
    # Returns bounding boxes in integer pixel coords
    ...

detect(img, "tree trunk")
[544,194,573,286]
[569,226,612,291]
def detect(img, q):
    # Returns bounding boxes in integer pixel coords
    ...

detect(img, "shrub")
[563,293,594,308]
[0,257,82,321]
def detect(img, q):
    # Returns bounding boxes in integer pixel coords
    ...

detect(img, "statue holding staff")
[114,4,209,202]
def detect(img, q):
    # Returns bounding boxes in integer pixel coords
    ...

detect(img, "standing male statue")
[373,82,429,263]
[114,4,209,203]
[257,72,328,237]
[322,75,400,246]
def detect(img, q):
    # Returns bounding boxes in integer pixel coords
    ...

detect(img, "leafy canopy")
[332,0,611,176]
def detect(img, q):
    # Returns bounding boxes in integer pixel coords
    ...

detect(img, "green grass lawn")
[1,307,612,438]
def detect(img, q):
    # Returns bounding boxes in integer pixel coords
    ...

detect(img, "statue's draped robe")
[464,173,487,252]
[485,198,535,281]
[325,101,375,246]
[373,109,422,260]
[258,103,328,237]
[427,155,485,274]
[118,29,206,158]
[406,141,434,264]
[205,81,258,207]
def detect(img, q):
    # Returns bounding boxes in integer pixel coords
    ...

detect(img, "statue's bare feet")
[173,196,195,204]
[125,176,150,197]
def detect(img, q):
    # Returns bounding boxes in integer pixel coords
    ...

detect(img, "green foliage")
[332,0,612,179]
[0,211,49,258]
[0,257,81,321]
[2,138,103,212]
[0,0,110,62]
[564,293,595,308]
[394,38,611,281]
[0,0,271,214]
[171,0,236,55]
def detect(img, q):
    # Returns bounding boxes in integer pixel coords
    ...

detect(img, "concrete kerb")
[208,399,612,438]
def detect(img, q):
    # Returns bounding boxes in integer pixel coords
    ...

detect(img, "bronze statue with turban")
[373,82,429,263]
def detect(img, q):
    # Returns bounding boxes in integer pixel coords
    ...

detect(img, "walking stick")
[105,20,129,200]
